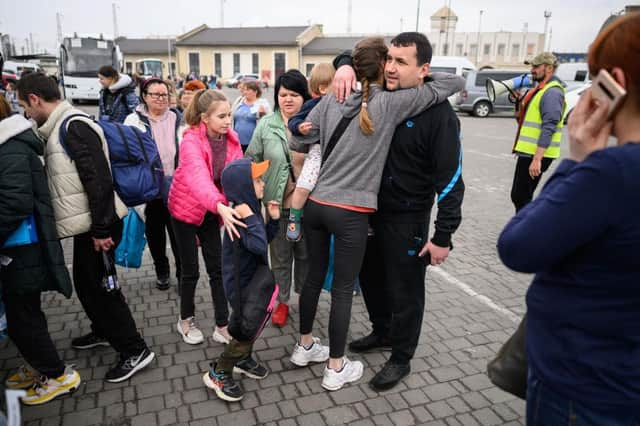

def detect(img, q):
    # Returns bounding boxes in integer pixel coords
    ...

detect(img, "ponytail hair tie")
[362,102,368,108]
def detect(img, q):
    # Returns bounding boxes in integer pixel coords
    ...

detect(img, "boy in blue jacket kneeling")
[203,158,280,402]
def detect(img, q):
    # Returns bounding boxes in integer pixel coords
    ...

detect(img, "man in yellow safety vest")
[510,52,566,212]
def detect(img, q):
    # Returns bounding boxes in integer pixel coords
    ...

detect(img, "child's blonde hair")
[308,63,335,96]
[184,89,229,126]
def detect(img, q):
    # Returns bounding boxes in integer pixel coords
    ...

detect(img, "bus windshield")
[61,37,117,77]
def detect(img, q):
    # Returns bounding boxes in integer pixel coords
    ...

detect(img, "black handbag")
[228,242,279,342]
[486,315,528,400]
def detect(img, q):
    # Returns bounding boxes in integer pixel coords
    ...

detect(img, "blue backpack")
[115,208,146,268]
[59,114,164,206]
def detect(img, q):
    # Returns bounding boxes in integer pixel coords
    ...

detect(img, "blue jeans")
[527,371,640,425]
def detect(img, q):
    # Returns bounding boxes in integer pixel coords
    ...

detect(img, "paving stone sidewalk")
[0,238,527,426]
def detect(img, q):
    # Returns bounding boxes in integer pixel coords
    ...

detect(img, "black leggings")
[171,213,229,326]
[145,199,181,279]
[298,200,369,358]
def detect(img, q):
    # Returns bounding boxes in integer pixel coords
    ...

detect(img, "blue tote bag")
[115,209,146,268]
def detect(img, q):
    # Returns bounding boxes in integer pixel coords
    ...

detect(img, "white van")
[429,56,476,105]
[430,56,476,77]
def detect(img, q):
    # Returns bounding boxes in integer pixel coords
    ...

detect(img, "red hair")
[588,12,640,107]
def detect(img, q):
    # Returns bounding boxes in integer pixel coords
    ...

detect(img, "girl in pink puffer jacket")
[168,89,244,346]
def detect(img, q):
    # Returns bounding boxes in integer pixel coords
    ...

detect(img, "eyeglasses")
[146,92,169,99]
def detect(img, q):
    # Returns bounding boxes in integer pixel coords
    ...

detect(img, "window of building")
[274,52,286,80]
[456,44,463,56]
[442,43,449,55]
[214,53,222,77]
[469,44,477,57]
[252,53,259,74]
[527,43,536,55]
[233,53,240,75]
[497,44,506,56]
[188,52,200,75]
[169,62,176,78]
[125,61,132,74]
[512,44,520,58]
[483,43,491,55]
[306,63,314,76]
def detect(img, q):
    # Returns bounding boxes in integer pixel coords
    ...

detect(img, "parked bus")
[59,35,121,103]
[135,58,163,79]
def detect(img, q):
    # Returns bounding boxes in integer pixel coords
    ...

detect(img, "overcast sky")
[1,0,634,55]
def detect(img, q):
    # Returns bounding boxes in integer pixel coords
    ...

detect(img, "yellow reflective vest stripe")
[514,80,566,159]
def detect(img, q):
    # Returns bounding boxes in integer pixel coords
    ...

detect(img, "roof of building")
[301,35,394,56]
[176,26,311,46]
[116,37,175,55]
[431,6,457,18]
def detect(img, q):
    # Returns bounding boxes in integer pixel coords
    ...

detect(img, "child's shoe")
[212,325,232,344]
[203,364,243,402]
[233,356,269,379]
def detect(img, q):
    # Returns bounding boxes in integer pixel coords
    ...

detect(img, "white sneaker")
[290,337,330,367]
[177,317,204,345]
[212,325,232,344]
[322,357,364,391]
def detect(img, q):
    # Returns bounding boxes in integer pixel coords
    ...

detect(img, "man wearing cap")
[510,52,566,212]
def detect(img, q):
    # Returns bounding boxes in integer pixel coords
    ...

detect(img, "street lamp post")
[543,10,552,51]
[415,0,421,31]
[475,10,483,66]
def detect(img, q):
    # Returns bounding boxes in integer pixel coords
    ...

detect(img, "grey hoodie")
[290,72,465,210]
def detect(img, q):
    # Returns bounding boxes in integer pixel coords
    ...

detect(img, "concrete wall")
[301,54,336,76]
[175,45,300,85]
[426,31,545,69]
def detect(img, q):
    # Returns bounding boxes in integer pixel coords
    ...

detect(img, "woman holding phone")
[498,12,640,424]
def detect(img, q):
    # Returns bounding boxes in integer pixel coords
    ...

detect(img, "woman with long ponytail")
[288,36,465,392]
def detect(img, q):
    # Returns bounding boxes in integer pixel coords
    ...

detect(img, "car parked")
[455,69,528,117]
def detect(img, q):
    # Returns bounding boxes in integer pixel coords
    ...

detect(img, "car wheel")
[473,101,491,117]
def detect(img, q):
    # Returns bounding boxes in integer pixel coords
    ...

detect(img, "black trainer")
[233,357,269,380]
[348,333,392,353]
[369,361,410,391]
[156,276,170,291]
[71,332,110,350]
[105,348,155,383]
[203,364,244,402]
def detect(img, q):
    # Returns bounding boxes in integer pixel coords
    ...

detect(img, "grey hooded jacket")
[290,72,465,210]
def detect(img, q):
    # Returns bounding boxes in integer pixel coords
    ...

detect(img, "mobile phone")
[413,236,431,266]
[591,69,627,119]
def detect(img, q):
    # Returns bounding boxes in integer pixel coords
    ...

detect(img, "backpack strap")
[58,113,95,160]
[321,115,354,166]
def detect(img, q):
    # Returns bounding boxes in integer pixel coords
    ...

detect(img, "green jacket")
[245,111,293,209]
[0,115,72,297]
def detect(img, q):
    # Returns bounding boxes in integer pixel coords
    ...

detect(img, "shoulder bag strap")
[321,115,354,166]
[279,137,296,183]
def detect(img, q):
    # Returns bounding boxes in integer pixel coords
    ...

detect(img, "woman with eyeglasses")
[124,78,182,291]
